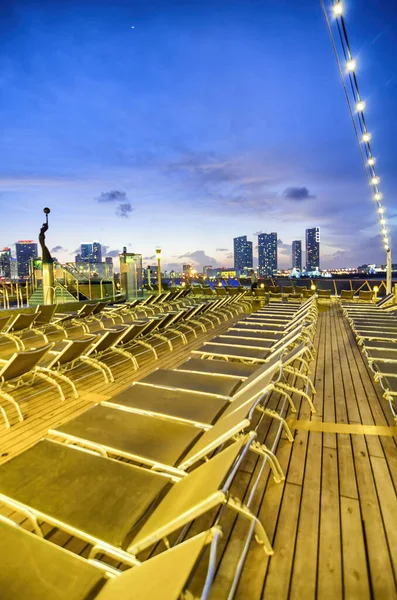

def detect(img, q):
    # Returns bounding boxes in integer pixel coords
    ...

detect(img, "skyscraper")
[258,233,277,277]
[233,236,253,271]
[306,227,320,271]
[292,240,302,269]
[0,247,12,279]
[16,241,38,278]
[81,243,93,262]
[92,241,102,263]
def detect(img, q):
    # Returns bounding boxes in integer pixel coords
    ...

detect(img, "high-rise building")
[292,240,302,270]
[16,241,37,278]
[233,236,253,271]
[105,256,113,265]
[203,265,212,277]
[306,227,320,271]
[92,241,102,263]
[258,233,277,277]
[81,243,93,262]
[0,248,12,279]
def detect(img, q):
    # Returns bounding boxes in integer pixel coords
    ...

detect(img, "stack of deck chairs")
[0,295,318,598]
[341,293,397,422]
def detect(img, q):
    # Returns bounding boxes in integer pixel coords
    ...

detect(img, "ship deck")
[0,301,396,599]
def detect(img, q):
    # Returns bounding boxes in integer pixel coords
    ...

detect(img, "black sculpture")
[39,207,53,264]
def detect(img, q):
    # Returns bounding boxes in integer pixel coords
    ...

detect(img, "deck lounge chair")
[317,289,331,299]
[0,343,59,427]
[339,290,355,302]
[0,515,222,600]
[104,357,282,426]
[177,357,257,379]
[358,290,374,303]
[49,389,286,480]
[0,435,275,566]
[37,335,99,398]
[3,312,48,349]
[55,303,99,333]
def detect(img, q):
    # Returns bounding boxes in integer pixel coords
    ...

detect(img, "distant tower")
[15,240,38,278]
[92,241,102,263]
[306,227,320,271]
[0,248,12,279]
[292,240,302,269]
[81,243,93,262]
[258,233,277,277]
[233,236,253,272]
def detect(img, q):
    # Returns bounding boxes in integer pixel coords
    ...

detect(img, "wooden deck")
[1,301,397,599]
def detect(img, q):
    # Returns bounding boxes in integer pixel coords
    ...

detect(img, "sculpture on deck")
[39,207,53,264]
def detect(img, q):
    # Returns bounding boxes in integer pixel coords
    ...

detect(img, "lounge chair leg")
[179,323,198,338]
[284,367,316,395]
[112,347,139,370]
[80,356,114,383]
[272,387,297,413]
[257,405,295,442]
[276,382,316,414]
[166,328,188,344]
[33,371,66,401]
[228,497,274,556]
[250,441,285,483]
[31,328,49,344]
[36,367,78,399]
[134,339,158,360]
[0,495,44,537]
[1,333,23,351]
[0,405,10,428]
[188,319,206,333]
[151,333,173,351]
[0,390,23,423]
[88,543,141,566]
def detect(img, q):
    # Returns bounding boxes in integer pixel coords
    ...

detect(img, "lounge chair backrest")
[34,304,57,325]
[295,286,308,292]
[91,301,109,315]
[269,286,280,294]
[358,291,373,302]
[0,343,54,382]
[117,322,149,345]
[179,396,260,469]
[46,336,98,369]
[0,315,10,332]
[279,341,307,367]
[77,304,98,318]
[99,529,220,600]
[7,312,38,332]
[340,290,354,300]
[233,355,281,402]
[85,328,128,356]
[283,286,294,294]
[317,289,331,298]
[128,436,253,555]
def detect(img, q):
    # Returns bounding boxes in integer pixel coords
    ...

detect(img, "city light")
[356,100,365,112]
[333,2,343,16]
[362,132,371,143]
[346,58,356,72]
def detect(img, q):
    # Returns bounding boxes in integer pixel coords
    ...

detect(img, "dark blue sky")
[1,0,396,269]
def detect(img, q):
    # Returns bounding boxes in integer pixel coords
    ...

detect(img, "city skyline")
[1,0,396,271]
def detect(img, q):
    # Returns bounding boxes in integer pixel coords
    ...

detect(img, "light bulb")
[356,101,365,112]
[362,133,371,143]
[374,193,382,201]
[372,176,380,185]
[368,157,375,166]
[378,207,384,214]
[346,59,356,72]
[333,2,343,16]
[380,218,386,225]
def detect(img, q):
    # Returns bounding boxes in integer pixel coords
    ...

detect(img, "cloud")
[116,202,133,218]
[97,190,127,203]
[253,231,263,236]
[97,190,133,218]
[105,249,120,258]
[143,255,156,261]
[51,245,65,253]
[178,250,220,269]
[277,238,290,251]
[216,248,229,252]
[283,186,315,201]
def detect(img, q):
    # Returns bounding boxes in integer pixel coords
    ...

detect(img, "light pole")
[156,248,162,294]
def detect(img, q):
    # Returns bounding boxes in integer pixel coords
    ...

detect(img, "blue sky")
[1,0,396,270]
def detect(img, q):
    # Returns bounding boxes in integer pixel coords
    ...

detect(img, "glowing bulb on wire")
[374,193,382,201]
[362,132,371,143]
[372,176,380,185]
[356,101,365,112]
[378,207,384,214]
[333,2,343,16]
[380,218,386,225]
[368,157,375,166]
[346,59,356,72]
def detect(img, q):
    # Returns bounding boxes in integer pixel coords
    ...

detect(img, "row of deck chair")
[0,300,248,428]
[0,296,318,598]
[342,296,397,421]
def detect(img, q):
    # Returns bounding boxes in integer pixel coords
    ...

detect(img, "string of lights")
[320,0,392,290]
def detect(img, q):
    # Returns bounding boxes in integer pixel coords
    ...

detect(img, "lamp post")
[156,248,162,294]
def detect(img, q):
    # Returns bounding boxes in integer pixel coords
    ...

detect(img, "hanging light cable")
[320,0,392,292]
